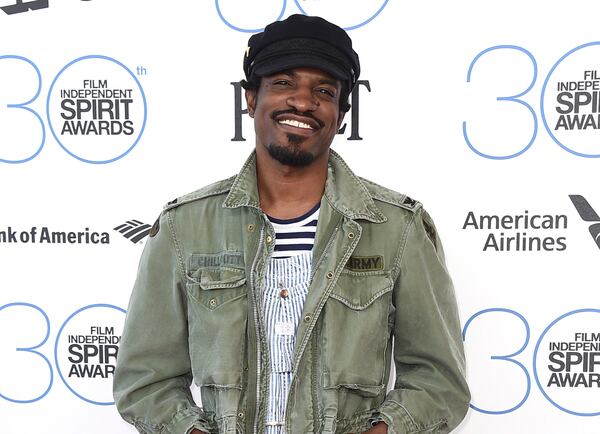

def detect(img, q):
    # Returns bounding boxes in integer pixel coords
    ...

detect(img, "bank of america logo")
[113,220,151,243]
[569,195,600,249]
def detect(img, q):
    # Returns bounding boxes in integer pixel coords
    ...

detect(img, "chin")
[267,142,315,167]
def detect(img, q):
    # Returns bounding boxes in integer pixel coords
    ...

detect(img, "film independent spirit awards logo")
[55,304,125,405]
[541,43,600,158]
[534,309,600,416]
[46,56,146,164]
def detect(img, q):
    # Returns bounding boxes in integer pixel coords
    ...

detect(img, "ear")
[245,89,257,118]
[336,110,346,130]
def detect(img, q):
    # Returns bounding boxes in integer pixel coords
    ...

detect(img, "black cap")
[244,14,360,93]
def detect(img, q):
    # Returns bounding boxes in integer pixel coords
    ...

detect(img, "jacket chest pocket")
[186,263,248,389]
[321,272,393,397]
[187,266,247,309]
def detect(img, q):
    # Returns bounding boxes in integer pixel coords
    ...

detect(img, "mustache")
[270,109,324,129]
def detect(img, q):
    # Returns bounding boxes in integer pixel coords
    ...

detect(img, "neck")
[256,146,328,220]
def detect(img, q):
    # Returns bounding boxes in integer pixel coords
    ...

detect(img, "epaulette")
[162,175,236,212]
[359,177,422,213]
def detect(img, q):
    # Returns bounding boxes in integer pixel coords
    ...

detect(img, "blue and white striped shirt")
[262,241,314,431]
[268,203,320,258]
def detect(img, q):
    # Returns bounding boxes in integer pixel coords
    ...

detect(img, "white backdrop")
[1,1,599,433]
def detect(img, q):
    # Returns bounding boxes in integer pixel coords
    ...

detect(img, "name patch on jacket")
[189,251,244,269]
[345,255,384,272]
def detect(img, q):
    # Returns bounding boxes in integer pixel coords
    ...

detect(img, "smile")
[272,111,322,132]
[278,119,314,130]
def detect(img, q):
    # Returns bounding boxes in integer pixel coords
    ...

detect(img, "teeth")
[279,119,313,129]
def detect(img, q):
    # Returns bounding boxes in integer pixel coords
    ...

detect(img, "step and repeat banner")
[1,1,598,433]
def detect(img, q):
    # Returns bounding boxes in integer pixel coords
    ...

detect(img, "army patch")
[148,217,160,237]
[345,255,384,272]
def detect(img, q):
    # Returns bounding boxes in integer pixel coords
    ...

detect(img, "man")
[114,14,470,434]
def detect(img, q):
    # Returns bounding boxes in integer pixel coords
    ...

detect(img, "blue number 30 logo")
[215,0,390,33]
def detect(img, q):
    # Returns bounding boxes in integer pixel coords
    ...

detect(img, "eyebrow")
[275,70,340,88]
[316,77,340,87]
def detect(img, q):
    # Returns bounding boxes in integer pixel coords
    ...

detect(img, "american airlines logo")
[113,220,151,244]
[1,0,48,14]
[569,195,600,249]
[1,0,90,15]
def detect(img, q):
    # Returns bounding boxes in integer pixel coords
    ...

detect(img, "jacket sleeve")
[378,208,470,433]
[113,211,212,434]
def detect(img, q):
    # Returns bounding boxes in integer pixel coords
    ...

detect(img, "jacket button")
[238,412,244,419]
[347,232,355,239]
[303,314,312,323]
[209,298,217,308]
[326,271,334,279]
[247,224,255,232]
[266,235,273,244]
[279,289,289,298]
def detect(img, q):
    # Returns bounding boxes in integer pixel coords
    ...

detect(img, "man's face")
[246,67,345,167]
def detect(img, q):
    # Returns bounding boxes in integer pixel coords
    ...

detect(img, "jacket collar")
[222,150,387,223]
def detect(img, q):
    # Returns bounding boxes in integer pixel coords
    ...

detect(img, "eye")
[273,79,291,86]
[317,88,335,97]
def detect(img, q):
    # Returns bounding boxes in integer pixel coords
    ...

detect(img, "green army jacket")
[113,150,470,434]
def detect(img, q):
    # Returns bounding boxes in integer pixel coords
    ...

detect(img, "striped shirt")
[268,203,320,258]
[262,205,318,433]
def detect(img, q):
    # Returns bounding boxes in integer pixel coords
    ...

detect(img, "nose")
[287,85,318,112]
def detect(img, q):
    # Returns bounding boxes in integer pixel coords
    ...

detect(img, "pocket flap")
[186,267,247,309]
[198,268,246,290]
[330,273,393,310]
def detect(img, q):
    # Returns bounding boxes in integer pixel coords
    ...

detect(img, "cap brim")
[253,54,347,82]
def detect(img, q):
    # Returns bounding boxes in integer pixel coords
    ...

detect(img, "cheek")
[326,112,343,135]
[253,110,276,142]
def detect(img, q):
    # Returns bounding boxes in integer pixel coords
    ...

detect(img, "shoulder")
[360,178,441,252]
[162,175,237,212]
[359,176,422,214]
[147,175,236,239]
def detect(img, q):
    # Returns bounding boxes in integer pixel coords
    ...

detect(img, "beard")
[266,134,315,167]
